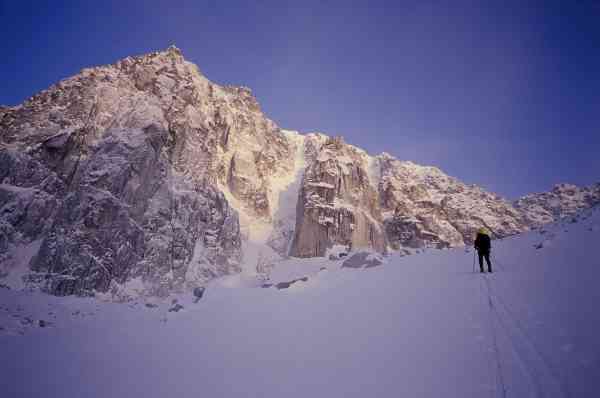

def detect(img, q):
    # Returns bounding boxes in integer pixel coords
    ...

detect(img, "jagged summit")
[1,47,598,297]
[165,44,183,54]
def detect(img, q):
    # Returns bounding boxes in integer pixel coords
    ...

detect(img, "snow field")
[1,207,599,397]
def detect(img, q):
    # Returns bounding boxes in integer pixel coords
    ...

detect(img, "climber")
[474,228,492,273]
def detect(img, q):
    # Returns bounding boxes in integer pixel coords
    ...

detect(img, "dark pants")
[478,250,492,273]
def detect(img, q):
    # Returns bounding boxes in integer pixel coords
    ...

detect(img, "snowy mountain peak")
[1,47,598,297]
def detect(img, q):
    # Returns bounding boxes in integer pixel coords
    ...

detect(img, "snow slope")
[1,207,599,397]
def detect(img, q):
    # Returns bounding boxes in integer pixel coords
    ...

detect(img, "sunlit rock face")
[0,46,276,296]
[1,46,597,297]
[376,153,528,249]
[290,136,386,257]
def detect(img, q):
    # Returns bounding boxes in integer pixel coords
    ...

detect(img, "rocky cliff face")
[377,154,528,249]
[0,46,293,296]
[514,183,600,227]
[1,46,598,297]
[1,127,241,297]
[290,136,385,257]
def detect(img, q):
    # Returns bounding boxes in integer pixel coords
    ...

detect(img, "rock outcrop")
[514,183,600,227]
[377,154,527,249]
[290,136,386,257]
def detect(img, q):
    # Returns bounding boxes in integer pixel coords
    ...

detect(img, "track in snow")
[481,274,569,398]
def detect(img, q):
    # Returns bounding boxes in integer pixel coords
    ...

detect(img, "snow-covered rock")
[515,183,600,227]
[377,153,528,249]
[341,251,384,269]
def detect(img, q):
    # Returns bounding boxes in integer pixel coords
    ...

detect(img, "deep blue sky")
[1,0,599,198]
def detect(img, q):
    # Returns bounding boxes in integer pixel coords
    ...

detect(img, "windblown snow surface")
[1,207,599,398]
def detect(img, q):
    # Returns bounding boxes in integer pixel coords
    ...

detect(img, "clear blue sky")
[1,0,599,198]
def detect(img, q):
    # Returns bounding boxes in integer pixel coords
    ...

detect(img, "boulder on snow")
[193,286,205,303]
[38,319,50,328]
[168,303,184,312]
[274,277,308,290]
[328,251,349,261]
[342,252,384,269]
